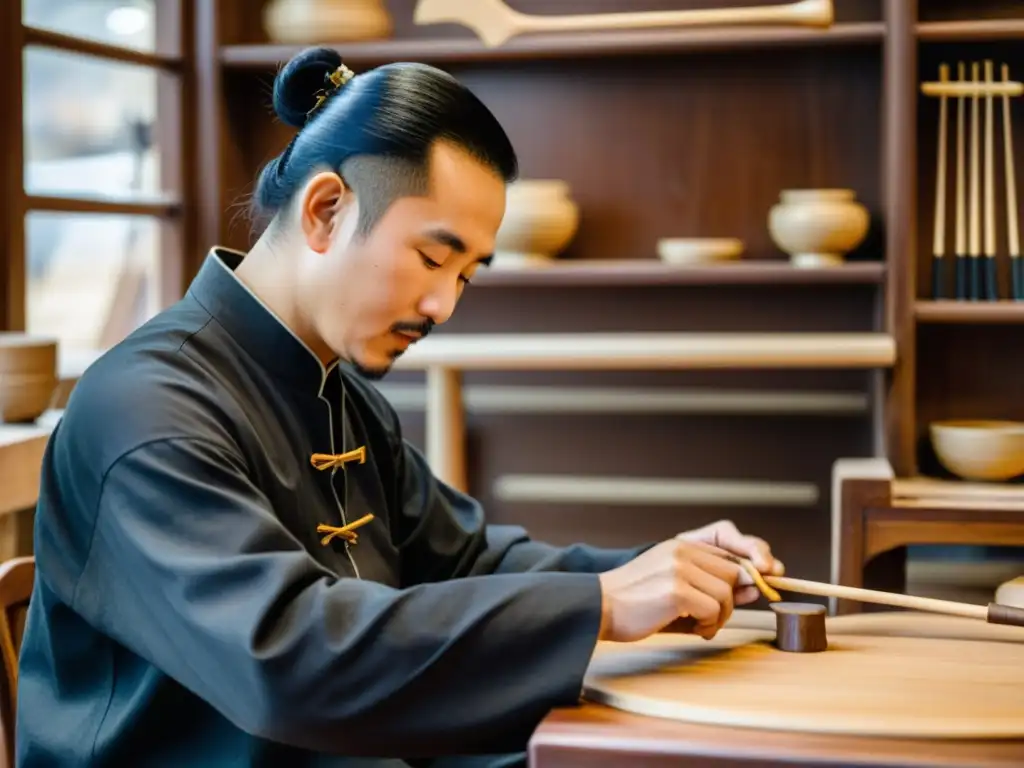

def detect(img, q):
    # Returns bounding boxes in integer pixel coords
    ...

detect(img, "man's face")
[298,141,506,378]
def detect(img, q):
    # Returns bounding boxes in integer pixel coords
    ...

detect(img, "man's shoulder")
[56,302,242,475]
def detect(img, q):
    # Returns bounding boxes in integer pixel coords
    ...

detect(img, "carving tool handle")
[956,255,969,299]
[932,258,945,299]
[988,603,1024,628]
[931,63,949,300]
[953,62,967,300]
[1003,64,1021,299]
[765,576,998,623]
[985,257,999,300]
[983,60,997,300]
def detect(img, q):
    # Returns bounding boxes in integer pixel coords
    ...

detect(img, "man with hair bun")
[16,48,783,767]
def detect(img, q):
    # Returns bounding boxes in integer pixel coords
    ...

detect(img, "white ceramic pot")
[494,180,580,267]
[263,0,393,43]
[768,189,870,268]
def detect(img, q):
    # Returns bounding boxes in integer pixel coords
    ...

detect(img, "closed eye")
[419,250,473,286]
[418,251,441,269]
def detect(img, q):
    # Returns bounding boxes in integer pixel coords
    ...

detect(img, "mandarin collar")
[187,247,337,395]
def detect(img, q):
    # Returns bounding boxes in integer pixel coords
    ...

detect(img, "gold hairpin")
[307,63,356,117]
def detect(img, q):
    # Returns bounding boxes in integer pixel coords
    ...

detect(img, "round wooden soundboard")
[583,609,1024,739]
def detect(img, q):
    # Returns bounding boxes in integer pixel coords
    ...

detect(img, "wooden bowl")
[0,333,58,423]
[929,419,1024,482]
[656,238,744,265]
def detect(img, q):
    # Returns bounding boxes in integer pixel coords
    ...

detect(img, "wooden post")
[880,0,918,476]
[425,366,467,493]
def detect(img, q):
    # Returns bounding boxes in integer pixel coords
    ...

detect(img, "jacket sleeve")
[70,436,604,758]
[392,438,652,586]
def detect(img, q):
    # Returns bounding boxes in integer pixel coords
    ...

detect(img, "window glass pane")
[22,0,158,53]
[26,212,164,360]
[24,47,166,199]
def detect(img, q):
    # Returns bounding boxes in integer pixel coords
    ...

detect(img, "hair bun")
[272,46,345,128]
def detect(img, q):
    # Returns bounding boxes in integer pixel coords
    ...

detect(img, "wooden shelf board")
[915,300,1024,324]
[472,260,886,287]
[917,19,1024,42]
[220,23,884,69]
[892,476,1024,513]
[395,332,896,371]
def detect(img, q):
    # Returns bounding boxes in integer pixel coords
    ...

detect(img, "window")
[7,0,186,375]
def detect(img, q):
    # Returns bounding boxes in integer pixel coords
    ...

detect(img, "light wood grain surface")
[584,610,1024,739]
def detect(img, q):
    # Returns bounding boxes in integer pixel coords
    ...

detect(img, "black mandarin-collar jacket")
[16,248,647,767]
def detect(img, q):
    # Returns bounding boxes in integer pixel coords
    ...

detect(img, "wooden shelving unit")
[188,0,1024,584]
[911,7,1024,488]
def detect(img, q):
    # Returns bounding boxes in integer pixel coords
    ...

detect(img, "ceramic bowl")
[656,238,745,265]
[0,333,59,423]
[929,419,1024,482]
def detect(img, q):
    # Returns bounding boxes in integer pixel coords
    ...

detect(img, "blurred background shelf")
[915,301,1024,324]
[220,22,885,68]
[472,260,887,287]
[916,19,1024,42]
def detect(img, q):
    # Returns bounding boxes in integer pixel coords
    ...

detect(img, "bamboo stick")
[764,576,1024,628]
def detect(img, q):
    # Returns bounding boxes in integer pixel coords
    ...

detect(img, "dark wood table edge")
[529,702,1024,767]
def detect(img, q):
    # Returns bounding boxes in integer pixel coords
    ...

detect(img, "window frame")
[1,0,195,374]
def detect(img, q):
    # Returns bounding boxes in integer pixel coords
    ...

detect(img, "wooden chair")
[0,557,33,768]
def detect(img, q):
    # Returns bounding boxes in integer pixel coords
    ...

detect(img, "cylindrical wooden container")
[0,333,59,423]
[772,601,828,653]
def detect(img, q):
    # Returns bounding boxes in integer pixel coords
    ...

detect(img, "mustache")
[390,319,435,338]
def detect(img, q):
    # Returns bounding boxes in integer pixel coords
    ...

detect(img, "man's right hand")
[596,539,749,643]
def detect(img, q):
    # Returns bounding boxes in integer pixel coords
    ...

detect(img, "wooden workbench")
[529,703,1024,767]
[529,607,1024,767]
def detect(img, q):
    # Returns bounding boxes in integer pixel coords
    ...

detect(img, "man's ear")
[298,171,352,253]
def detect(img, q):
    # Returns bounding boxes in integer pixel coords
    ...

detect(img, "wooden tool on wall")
[1004,64,1023,300]
[930,64,950,300]
[413,0,834,49]
[922,62,1023,301]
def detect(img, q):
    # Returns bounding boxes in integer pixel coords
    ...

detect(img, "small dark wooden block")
[771,602,828,653]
